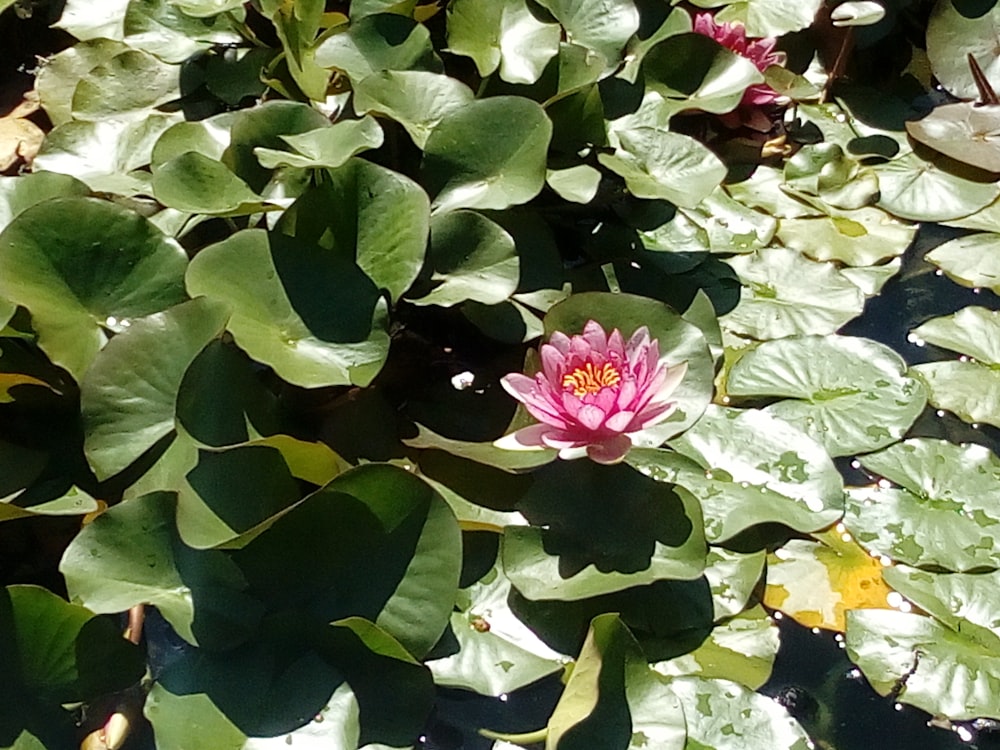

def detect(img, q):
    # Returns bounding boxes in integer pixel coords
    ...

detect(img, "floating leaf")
[0,171,90,233]
[912,305,1000,364]
[776,206,917,267]
[546,164,602,204]
[763,529,893,632]
[422,96,552,212]
[186,229,390,388]
[445,0,560,84]
[598,128,726,208]
[314,13,442,82]
[35,38,131,126]
[353,70,475,148]
[535,0,639,70]
[874,151,1000,222]
[847,439,1000,571]
[81,297,229,480]
[652,606,778,690]
[152,151,264,215]
[0,197,189,381]
[912,361,1000,429]
[631,407,844,543]
[721,247,866,339]
[702,547,766,620]
[0,484,99,523]
[426,565,566,695]
[704,0,823,36]
[253,117,384,169]
[926,0,1000,100]
[846,607,1000,721]
[924,232,1000,294]
[408,210,518,307]
[907,103,1000,173]
[71,49,182,120]
[669,676,812,750]
[727,335,926,457]
[502,461,706,601]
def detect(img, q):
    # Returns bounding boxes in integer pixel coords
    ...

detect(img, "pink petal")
[547,331,571,356]
[631,400,678,431]
[494,423,555,450]
[605,410,635,432]
[577,404,607,431]
[500,373,536,403]
[540,344,567,383]
[607,327,625,356]
[582,320,609,353]
[501,374,570,428]
[540,430,588,450]
[586,435,633,464]
[616,379,638,410]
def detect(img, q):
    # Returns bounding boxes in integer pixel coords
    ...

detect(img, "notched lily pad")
[907,103,1000,173]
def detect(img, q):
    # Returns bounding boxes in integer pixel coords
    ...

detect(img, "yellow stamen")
[562,362,621,397]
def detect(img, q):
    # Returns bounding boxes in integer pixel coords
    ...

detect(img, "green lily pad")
[61,491,262,649]
[71,49,182,120]
[885,565,1000,642]
[426,564,566,695]
[422,96,552,212]
[33,113,183,195]
[152,111,240,167]
[907,103,1000,173]
[846,607,1000,721]
[631,407,844,543]
[546,164,602,204]
[0,196,190,381]
[924,232,1000,294]
[152,151,264,215]
[911,361,1000,429]
[726,335,927,456]
[503,461,706,600]
[81,297,229,480]
[847,439,1000,571]
[874,151,1000,222]
[669,676,812,750]
[535,0,639,71]
[598,128,726,208]
[702,547,766,620]
[0,484,99,523]
[926,0,1000,100]
[408,210,518,307]
[0,171,90,233]
[35,38,131,126]
[776,206,918,267]
[314,13,442,82]
[253,117,384,169]
[706,0,824,36]
[652,606,778,690]
[720,247,866,339]
[276,159,430,302]
[186,228,390,388]
[0,585,145,747]
[445,0,560,84]
[642,32,766,115]
[124,0,243,63]
[912,305,1000,364]
[353,71,475,148]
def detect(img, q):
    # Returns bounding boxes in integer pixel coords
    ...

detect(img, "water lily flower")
[498,320,687,465]
[693,12,787,129]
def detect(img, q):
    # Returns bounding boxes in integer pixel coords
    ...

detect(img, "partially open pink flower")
[497,320,687,465]
[693,12,786,108]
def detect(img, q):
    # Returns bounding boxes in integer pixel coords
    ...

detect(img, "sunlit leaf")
[535,0,639,71]
[874,151,1000,222]
[907,103,1000,173]
[763,529,893,632]
[926,0,1000,100]
[776,206,917,267]
[924,232,1000,295]
[253,117,384,169]
[727,334,926,456]
[314,13,442,82]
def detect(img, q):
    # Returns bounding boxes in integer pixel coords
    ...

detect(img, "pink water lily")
[693,12,787,130]
[498,320,687,465]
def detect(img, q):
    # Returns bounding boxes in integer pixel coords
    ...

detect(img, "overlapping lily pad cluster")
[2,0,1000,748]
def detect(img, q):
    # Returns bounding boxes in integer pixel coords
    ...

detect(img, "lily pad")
[0,196,190,381]
[726,334,927,457]
[907,103,1000,173]
[408,210,518,307]
[598,128,726,208]
[81,297,229,481]
[847,438,1000,571]
[253,117,384,169]
[669,676,812,750]
[502,460,706,600]
[314,13,442,82]
[709,0,824,36]
[352,71,474,148]
[631,407,844,543]
[426,564,566,695]
[846,607,1000,721]
[874,151,1000,222]
[445,0,560,84]
[422,96,552,212]
[152,151,264,215]
[186,228,391,388]
[924,232,1000,294]
[535,0,639,71]
[720,247,866,340]
[911,360,1000,429]
[912,305,1000,364]
[926,0,1000,100]
[71,49,181,120]
[776,206,917,267]
[35,38,131,126]
[763,529,893,632]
